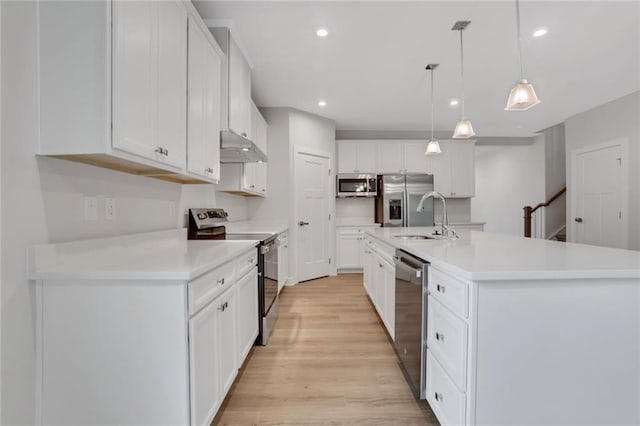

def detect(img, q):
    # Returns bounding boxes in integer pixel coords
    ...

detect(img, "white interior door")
[296,152,330,282]
[573,141,628,249]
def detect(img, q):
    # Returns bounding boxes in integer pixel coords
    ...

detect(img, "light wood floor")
[213,273,439,426]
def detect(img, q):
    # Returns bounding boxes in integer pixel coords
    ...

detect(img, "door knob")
[298,221,310,226]
[574,218,583,223]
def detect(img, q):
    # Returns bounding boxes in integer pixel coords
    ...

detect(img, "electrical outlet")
[105,198,116,221]
[84,196,98,221]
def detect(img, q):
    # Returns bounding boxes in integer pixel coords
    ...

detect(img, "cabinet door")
[228,37,251,138]
[157,0,187,168]
[278,239,289,293]
[337,232,362,269]
[377,142,405,174]
[188,301,220,426]
[338,143,358,173]
[243,163,259,194]
[450,142,475,197]
[112,1,158,160]
[404,142,429,174]
[383,260,395,340]
[236,268,258,365]
[357,143,378,173]
[188,20,221,181]
[218,286,237,396]
[256,162,267,195]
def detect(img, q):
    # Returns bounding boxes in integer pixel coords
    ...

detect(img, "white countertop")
[223,220,288,235]
[28,229,259,281]
[367,227,640,281]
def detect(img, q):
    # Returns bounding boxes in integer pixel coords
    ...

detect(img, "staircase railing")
[523,187,566,238]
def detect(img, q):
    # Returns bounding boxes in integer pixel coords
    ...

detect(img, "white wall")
[543,124,566,238]
[471,137,545,236]
[565,91,640,250]
[336,198,374,222]
[0,3,245,424]
[246,108,291,222]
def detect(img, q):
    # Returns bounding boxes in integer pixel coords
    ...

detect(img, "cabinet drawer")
[428,296,468,390]
[236,247,258,279]
[188,260,235,315]
[426,350,466,426]
[429,267,469,318]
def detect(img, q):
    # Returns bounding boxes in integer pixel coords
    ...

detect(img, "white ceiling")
[194,1,640,137]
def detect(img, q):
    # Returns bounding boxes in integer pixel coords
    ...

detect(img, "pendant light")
[452,21,475,139]
[425,64,441,155]
[505,0,541,111]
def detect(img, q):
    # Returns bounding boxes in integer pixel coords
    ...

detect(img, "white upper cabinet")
[111,1,158,162]
[211,28,253,140]
[187,17,222,182]
[337,141,377,174]
[403,142,429,174]
[38,0,220,184]
[377,142,405,174]
[112,0,187,169]
[427,140,476,198]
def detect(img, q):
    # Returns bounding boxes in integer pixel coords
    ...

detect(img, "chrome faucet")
[416,191,452,237]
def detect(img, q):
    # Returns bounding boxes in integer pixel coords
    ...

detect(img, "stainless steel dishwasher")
[394,249,428,400]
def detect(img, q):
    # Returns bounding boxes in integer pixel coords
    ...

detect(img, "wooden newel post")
[523,206,533,238]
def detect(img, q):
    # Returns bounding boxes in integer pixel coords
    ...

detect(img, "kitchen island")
[365,227,640,425]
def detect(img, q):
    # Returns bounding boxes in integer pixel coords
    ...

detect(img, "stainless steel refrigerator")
[374,174,435,227]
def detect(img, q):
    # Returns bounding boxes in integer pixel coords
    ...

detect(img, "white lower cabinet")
[34,246,260,426]
[236,267,259,363]
[426,350,466,426]
[189,297,222,426]
[362,236,395,340]
[337,225,380,272]
[277,232,289,294]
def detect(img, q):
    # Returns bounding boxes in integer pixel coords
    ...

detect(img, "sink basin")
[393,234,437,240]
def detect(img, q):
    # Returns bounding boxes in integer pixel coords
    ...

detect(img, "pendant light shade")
[505,0,540,111]
[452,21,475,139]
[426,140,442,155]
[505,79,540,110]
[425,64,441,156]
[452,119,475,139]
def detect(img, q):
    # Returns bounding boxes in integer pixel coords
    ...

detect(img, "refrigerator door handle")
[404,181,409,227]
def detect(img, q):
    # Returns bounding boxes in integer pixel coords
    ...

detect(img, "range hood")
[220,130,267,163]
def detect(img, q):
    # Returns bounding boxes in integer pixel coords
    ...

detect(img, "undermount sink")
[393,234,438,240]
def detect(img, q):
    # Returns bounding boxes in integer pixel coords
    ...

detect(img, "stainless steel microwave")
[336,174,377,197]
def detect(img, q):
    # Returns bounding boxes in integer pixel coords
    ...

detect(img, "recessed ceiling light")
[449,99,460,107]
[316,28,328,37]
[533,28,548,37]
[318,100,327,107]
[242,148,249,152]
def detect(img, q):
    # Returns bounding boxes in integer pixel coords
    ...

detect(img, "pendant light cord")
[459,29,465,119]
[430,69,435,141]
[516,0,524,79]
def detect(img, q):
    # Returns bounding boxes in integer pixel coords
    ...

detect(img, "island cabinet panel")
[426,350,466,426]
[471,279,640,426]
[361,235,396,340]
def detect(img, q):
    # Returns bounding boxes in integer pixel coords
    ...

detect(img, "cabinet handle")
[205,167,214,174]
[217,277,225,285]
[262,189,266,192]
[248,258,254,264]
[379,263,383,268]
[164,148,169,156]
[241,132,247,138]
[155,147,164,155]
[354,169,359,173]
[434,392,443,402]
[284,245,288,249]
[218,304,225,311]
[436,284,445,294]
[251,185,255,188]
[435,332,445,342]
